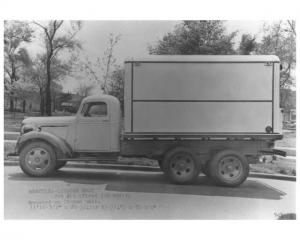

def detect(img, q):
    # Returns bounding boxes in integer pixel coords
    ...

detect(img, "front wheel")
[19,141,57,177]
[209,150,249,187]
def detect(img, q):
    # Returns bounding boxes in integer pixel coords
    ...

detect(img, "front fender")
[16,131,73,159]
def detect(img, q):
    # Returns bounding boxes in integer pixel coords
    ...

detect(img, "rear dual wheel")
[162,148,249,187]
[163,147,200,184]
[208,150,249,187]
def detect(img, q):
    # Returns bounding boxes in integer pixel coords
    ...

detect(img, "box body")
[124,55,281,135]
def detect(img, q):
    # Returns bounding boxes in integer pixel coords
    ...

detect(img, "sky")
[26,20,271,93]
[76,20,265,62]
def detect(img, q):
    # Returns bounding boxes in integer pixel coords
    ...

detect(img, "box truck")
[13,55,285,187]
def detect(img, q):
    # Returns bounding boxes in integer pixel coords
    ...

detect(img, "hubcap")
[25,147,51,171]
[218,156,242,181]
[170,153,195,179]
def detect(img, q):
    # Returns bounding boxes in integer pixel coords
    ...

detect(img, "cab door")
[75,101,110,152]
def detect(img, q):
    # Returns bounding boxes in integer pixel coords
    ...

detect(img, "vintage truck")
[13,55,285,187]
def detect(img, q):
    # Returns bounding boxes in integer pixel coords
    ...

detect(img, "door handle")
[102,119,109,122]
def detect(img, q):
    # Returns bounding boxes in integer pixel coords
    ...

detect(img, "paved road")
[4,166,296,219]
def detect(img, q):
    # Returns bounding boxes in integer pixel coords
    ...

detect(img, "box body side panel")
[125,60,278,134]
[133,63,272,100]
[132,102,272,133]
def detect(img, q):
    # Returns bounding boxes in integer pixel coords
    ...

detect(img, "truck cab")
[15,95,121,171]
[72,95,121,152]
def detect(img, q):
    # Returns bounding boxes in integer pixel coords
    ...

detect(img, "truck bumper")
[7,136,21,157]
[259,148,286,157]
[7,152,19,157]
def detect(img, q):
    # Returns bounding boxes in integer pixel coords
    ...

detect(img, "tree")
[148,21,237,55]
[255,20,296,112]
[280,88,295,111]
[107,67,125,114]
[75,33,121,94]
[25,55,46,114]
[25,54,73,115]
[77,81,95,97]
[4,21,33,112]
[33,20,82,115]
[238,34,257,55]
[75,55,101,87]
[100,33,121,93]
[12,79,33,112]
[287,20,296,36]
[257,21,296,89]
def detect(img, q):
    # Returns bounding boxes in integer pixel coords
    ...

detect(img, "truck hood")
[22,116,76,127]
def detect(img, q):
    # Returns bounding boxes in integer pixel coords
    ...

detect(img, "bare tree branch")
[50,31,77,60]
[32,21,51,40]
[287,20,296,36]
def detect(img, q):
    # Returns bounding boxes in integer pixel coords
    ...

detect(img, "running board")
[57,156,119,162]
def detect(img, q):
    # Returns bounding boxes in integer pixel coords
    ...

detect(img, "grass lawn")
[276,131,296,148]
[250,156,296,176]
[4,118,23,131]
[4,112,39,131]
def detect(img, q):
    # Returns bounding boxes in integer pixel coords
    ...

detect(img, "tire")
[19,141,57,177]
[209,150,249,187]
[55,161,67,170]
[163,147,200,184]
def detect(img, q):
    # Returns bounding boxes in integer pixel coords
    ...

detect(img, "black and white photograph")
[2,18,296,220]
[1,7,299,240]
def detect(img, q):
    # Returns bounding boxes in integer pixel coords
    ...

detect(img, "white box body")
[124,55,281,135]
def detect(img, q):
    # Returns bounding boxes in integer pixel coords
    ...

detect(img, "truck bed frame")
[123,132,283,141]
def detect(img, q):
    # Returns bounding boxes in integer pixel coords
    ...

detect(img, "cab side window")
[83,102,107,117]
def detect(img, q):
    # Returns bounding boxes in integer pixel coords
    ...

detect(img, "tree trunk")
[40,97,45,116]
[22,100,26,113]
[45,59,52,116]
[9,97,14,112]
[40,89,45,116]
[13,99,17,119]
[53,92,55,112]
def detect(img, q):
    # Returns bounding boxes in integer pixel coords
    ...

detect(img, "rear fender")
[16,131,73,159]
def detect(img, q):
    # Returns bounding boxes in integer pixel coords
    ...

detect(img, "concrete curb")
[249,172,296,182]
[4,161,296,182]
